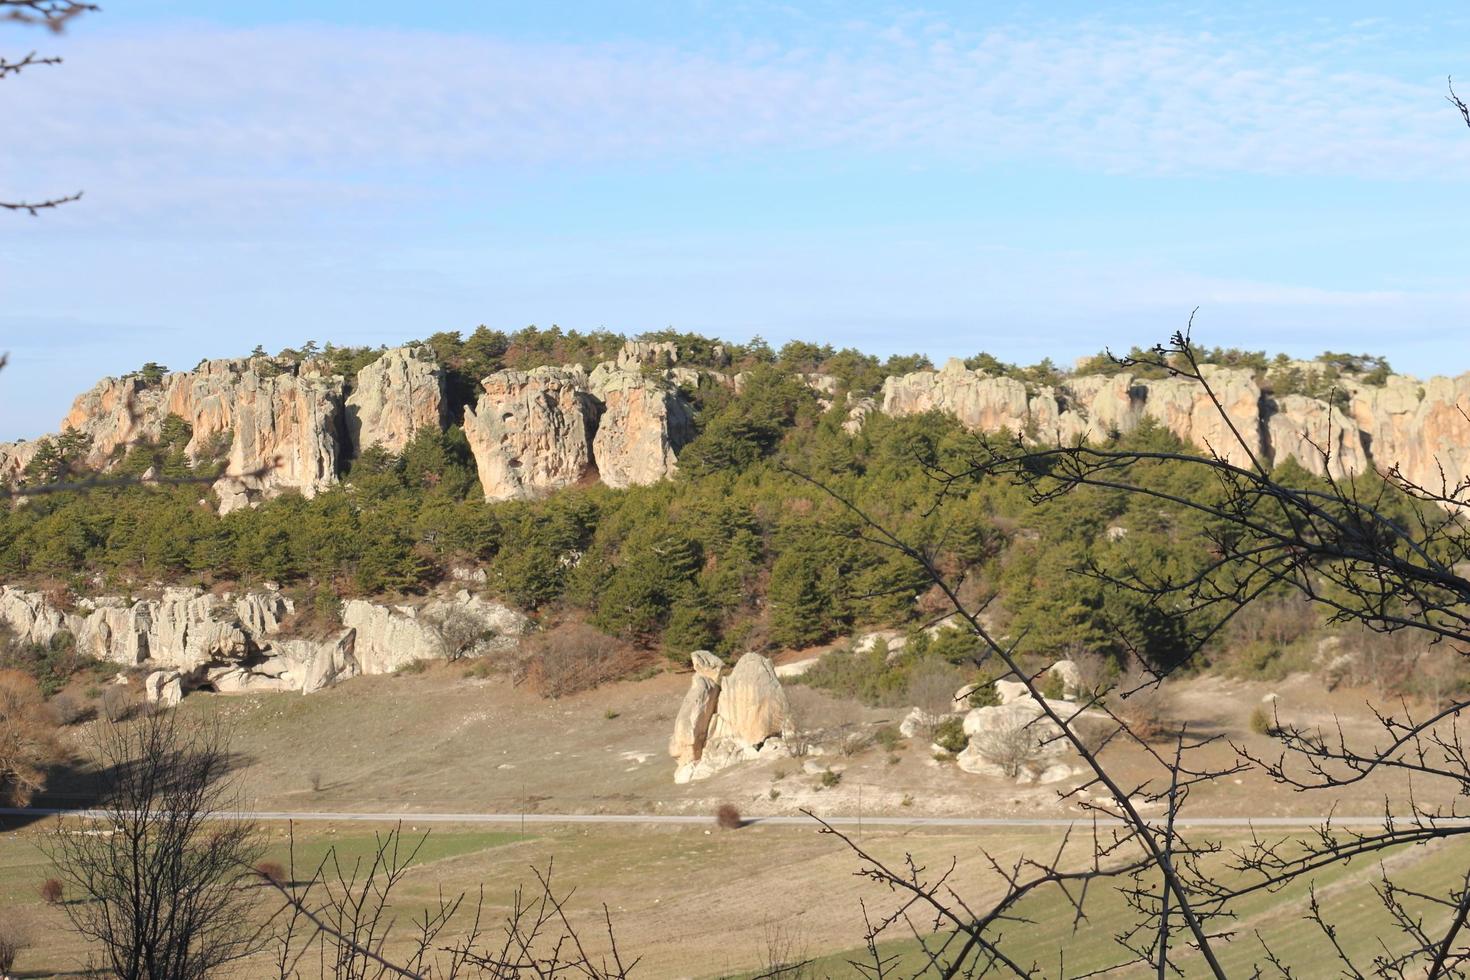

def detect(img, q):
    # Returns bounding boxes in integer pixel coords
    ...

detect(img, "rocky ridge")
[0,584,528,702]
[4,342,1468,511]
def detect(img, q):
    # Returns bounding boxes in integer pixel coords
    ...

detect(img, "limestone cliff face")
[345,344,446,455]
[1345,374,1470,494]
[0,585,527,698]
[200,361,346,513]
[588,368,694,489]
[462,367,601,502]
[879,361,1452,479]
[461,345,699,500]
[18,339,1470,507]
[23,346,457,512]
[0,440,41,486]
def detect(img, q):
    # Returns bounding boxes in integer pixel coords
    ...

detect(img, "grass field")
[0,817,1464,978]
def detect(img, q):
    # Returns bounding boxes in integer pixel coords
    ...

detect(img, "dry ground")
[2,819,1468,978]
[33,662,1453,822]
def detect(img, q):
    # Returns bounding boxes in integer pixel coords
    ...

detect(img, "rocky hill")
[5,339,1467,507]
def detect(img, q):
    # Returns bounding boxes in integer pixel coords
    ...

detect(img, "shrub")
[603,709,620,720]
[0,926,24,973]
[973,719,1044,778]
[307,770,323,792]
[0,671,65,806]
[906,658,964,719]
[715,803,743,829]
[101,685,137,723]
[818,769,842,789]
[50,691,91,725]
[932,716,969,755]
[517,623,650,699]
[1249,704,1274,736]
[873,724,903,751]
[1111,671,1174,742]
[1039,670,1066,701]
[39,877,62,904]
[768,787,780,801]
[839,730,874,757]
[395,659,429,675]
[967,680,1000,708]
[254,860,286,885]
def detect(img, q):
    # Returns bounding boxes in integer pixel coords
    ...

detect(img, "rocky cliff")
[461,354,695,501]
[5,340,1467,509]
[0,584,528,700]
[882,358,1468,486]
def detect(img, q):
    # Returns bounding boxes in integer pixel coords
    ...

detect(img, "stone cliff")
[882,358,1468,486]
[0,584,528,700]
[5,341,1468,510]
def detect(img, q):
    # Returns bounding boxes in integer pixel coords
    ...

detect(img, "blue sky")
[4,1,1470,439]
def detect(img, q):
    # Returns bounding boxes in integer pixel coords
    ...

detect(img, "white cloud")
[5,15,1468,223]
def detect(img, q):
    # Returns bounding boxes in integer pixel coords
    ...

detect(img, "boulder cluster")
[668,651,795,783]
[0,584,527,703]
[906,661,1113,784]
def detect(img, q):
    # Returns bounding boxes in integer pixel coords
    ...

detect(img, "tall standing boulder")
[669,674,720,770]
[462,367,600,502]
[345,345,447,455]
[706,653,794,750]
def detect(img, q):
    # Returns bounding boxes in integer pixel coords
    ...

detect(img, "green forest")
[0,328,1411,680]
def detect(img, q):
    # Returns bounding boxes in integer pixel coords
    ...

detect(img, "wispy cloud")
[6,15,1467,222]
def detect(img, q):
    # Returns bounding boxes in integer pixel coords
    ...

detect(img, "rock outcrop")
[462,344,700,500]
[13,339,1469,512]
[880,360,1470,484]
[341,590,528,675]
[345,345,447,454]
[669,651,795,783]
[588,369,694,488]
[462,367,601,502]
[0,584,527,701]
[956,698,1110,783]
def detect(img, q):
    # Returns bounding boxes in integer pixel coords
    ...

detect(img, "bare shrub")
[760,917,814,979]
[50,691,91,725]
[1110,670,1174,742]
[422,604,490,663]
[100,684,136,723]
[715,803,744,829]
[47,712,264,979]
[38,877,62,904]
[1068,649,1116,701]
[0,669,65,806]
[254,860,286,886]
[905,657,964,721]
[972,718,1043,778]
[517,623,650,699]
[0,926,25,975]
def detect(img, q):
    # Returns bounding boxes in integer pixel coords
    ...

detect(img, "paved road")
[2,808,1457,830]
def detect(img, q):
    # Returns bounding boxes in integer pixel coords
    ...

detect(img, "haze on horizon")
[3,0,1469,440]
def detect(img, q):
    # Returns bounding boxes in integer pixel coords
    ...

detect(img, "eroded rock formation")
[0,585,527,701]
[882,359,1470,487]
[345,344,447,455]
[669,651,795,783]
[462,367,600,502]
[12,338,1469,512]
[589,369,694,488]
